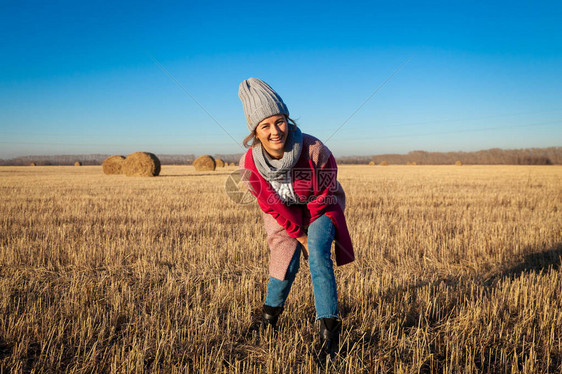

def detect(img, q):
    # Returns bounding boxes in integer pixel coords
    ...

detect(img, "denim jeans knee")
[307,215,338,319]
[264,215,339,319]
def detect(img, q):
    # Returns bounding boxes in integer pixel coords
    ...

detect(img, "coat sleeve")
[240,151,305,239]
[306,151,340,222]
[257,196,305,239]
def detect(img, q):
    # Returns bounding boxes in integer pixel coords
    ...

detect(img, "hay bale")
[215,158,225,168]
[74,161,82,166]
[193,155,216,171]
[30,162,36,167]
[102,155,126,175]
[123,152,161,177]
[229,162,236,167]
[380,161,389,166]
[407,161,417,166]
[368,161,375,166]
[455,160,463,166]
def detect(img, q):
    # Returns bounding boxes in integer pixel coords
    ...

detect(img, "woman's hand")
[297,235,309,260]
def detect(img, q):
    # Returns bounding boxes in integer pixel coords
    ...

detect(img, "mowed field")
[0,164,560,373]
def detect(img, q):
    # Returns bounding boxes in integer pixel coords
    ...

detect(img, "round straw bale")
[229,162,236,167]
[455,160,463,166]
[74,161,82,166]
[380,161,389,166]
[30,162,36,167]
[102,155,126,175]
[193,155,216,171]
[368,161,375,166]
[123,152,161,177]
[215,158,225,168]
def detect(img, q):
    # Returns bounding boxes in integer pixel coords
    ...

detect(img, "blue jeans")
[264,214,339,320]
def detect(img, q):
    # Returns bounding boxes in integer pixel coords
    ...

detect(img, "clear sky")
[1,0,561,158]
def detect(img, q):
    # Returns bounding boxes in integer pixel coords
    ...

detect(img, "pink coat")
[240,133,354,280]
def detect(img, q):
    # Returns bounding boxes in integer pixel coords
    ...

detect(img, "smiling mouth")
[269,135,284,143]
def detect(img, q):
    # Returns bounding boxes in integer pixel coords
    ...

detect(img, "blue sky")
[1,0,561,158]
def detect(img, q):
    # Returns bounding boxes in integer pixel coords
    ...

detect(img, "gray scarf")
[253,127,303,182]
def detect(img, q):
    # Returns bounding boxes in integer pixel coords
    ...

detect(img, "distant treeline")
[338,147,562,165]
[0,154,196,166]
[1,147,560,166]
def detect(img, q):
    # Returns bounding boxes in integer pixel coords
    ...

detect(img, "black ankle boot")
[262,305,283,331]
[319,318,341,363]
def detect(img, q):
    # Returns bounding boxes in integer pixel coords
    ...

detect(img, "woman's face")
[255,114,288,159]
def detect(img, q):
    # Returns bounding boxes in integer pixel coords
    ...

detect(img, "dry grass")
[0,165,560,373]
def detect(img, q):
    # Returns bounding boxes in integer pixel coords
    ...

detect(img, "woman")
[238,78,354,359]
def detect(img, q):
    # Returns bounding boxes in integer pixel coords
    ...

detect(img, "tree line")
[1,147,560,166]
[0,154,195,166]
[337,147,561,165]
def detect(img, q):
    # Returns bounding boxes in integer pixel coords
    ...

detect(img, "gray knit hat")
[238,77,290,133]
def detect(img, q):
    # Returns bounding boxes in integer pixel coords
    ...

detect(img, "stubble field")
[0,164,561,373]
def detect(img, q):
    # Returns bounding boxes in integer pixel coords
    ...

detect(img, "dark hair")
[243,116,298,148]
